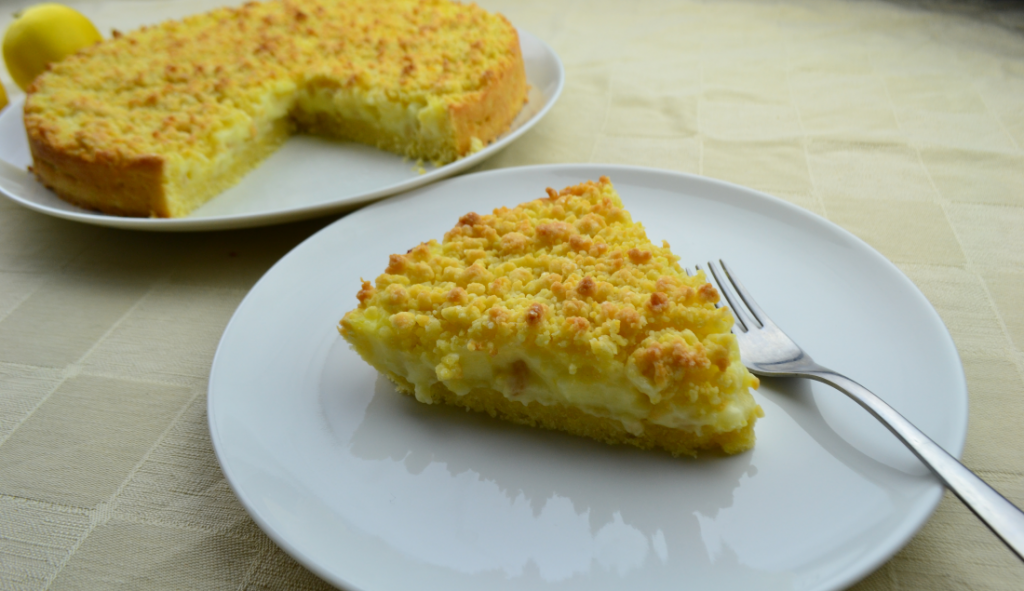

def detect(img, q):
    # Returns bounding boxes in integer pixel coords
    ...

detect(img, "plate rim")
[0,27,564,232]
[208,163,969,591]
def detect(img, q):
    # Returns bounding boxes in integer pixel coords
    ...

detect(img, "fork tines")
[687,261,766,333]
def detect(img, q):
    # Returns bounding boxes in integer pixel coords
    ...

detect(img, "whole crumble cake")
[24,0,527,217]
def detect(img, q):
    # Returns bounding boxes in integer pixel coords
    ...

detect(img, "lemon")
[3,3,102,90]
[0,79,7,110]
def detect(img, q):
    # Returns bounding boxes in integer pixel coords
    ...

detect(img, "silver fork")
[691,260,1024,561]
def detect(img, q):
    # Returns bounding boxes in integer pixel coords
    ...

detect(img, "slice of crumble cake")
[339,176,762,455]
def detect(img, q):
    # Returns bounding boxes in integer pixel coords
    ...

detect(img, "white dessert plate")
[0,30,562,232]
[208,164,967,591]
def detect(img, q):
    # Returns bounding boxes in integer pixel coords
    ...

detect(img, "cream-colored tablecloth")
[2,0,1023,589]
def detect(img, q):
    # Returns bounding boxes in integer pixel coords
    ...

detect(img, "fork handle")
[807,368,1024,561]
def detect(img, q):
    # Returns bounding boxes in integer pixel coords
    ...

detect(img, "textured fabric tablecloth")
[1,0,1023,589]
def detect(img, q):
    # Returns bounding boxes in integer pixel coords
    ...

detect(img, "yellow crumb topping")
[340,177,763,456]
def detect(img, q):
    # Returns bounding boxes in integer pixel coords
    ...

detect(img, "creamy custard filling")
[345,309,758,438]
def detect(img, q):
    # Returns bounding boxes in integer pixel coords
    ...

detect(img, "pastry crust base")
[387,374,757,457]
[28,134,168,217]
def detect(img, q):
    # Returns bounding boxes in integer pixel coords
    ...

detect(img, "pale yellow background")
[1,0,1023,589]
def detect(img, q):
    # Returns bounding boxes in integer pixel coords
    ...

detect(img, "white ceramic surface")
[208,165,968,591]
[0,30,563,231]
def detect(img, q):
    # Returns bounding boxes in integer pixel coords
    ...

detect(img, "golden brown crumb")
[648,292,669,312]
[356,280,375,304]
[525,303,545,325]
[698,282,719,303]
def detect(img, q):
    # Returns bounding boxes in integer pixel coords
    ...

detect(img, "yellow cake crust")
[340,177,763,457]
[386,372,757,456]
[24,0,527,218]
[28,134,167,217]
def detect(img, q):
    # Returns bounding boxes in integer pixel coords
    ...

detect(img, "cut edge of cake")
[382,371,760,456]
